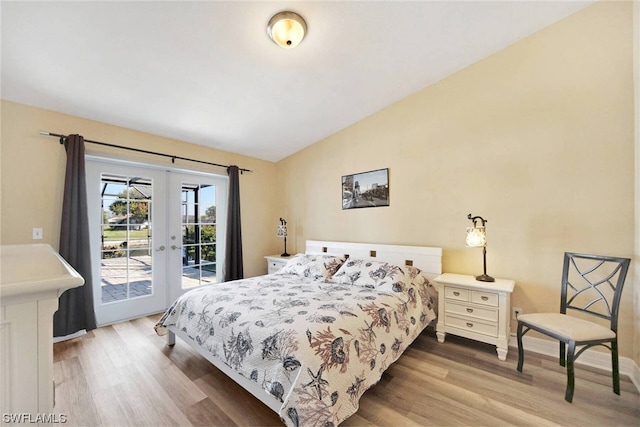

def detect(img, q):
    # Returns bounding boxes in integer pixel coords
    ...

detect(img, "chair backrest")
[561,252,631,332]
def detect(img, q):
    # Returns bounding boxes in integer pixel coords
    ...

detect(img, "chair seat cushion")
[518,313,616,342]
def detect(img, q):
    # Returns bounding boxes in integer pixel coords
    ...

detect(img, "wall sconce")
[267,11,307,48]
[277,218,290,257]
[466,213,494,282]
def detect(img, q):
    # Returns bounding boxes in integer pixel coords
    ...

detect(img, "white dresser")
[0,244,84,415]
[264,254,291,274]
[433,273,515,361]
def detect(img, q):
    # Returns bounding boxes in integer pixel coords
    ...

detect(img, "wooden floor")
[53,314,640,426]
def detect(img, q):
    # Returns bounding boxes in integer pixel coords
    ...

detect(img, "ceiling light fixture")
[267,11,307,49]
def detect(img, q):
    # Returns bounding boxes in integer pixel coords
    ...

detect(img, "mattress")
[155,254,438,426]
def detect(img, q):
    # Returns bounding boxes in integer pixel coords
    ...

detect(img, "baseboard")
[53,329,87,343]
[509,334,640,393]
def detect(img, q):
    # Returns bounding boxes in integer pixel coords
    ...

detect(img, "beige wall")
[278,2,637,358]
[0,2,636,361]
[634,1,640,370]
[0,100,283,278]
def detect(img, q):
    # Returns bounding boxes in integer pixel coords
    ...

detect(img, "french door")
[167,171,227,303]
[86,158,227,325]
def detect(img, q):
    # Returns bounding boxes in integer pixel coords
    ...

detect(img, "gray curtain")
[224,165,243,281]
[53,134,97,336]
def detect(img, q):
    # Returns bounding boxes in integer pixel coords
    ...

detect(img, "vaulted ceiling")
[1,1,594,162]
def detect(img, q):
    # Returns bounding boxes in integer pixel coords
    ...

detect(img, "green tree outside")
[109,188,149,224]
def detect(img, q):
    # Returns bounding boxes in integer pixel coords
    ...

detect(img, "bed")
[155,240,442,426]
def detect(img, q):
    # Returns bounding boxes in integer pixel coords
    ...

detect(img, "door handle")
[155,245,165,251]
[171,245,182,250]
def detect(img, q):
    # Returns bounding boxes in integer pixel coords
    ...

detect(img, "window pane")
[183,226,197,245]
[104,224,127,243]
[200,225,216,243]
[200,244,216,263]
[182,266,200,289]
[201,264,217,284]
[128,251,151,274]
[201,210,215,223]
[182,202,195,224]
[103,181,127,197]
[200,186,216,223]
[101,245,127,259]
[129,271,152,298]
[101,278,128,303]
[183,245,197,266]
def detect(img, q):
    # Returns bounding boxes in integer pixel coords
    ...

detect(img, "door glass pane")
[182,266,200,289]
[201,225,215,243]
[100,173,153,304]
[200,186,215,223]
[201,263,217,285]
[200,244,216,263]
[181,182,218,289]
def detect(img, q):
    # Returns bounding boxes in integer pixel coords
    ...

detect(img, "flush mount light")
[267,11,307,49]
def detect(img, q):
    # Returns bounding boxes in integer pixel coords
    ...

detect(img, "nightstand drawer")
[471,290,498,307]
[445,301,498,322]
[265,255,289,274]
[445,287,469,301]
[268,261,284,274]
[445,314,498,337]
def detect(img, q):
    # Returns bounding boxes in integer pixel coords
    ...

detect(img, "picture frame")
[341,168,389,210]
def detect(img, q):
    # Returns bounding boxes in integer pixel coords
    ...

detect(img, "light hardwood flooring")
[53,314,639,426]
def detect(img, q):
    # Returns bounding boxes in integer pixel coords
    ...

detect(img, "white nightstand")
[264,254,291,274]
[433,273,515,361]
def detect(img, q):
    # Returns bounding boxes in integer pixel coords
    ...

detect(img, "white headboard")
[305,240,442,280]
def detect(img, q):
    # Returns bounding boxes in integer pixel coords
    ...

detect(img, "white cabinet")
[0,244,84,415]
[264,255,290,274]
[433,273,515,361]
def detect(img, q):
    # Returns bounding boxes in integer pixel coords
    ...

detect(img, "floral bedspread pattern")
[155,262,436,427]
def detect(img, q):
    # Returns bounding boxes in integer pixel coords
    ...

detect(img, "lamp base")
[281,252,290,257]
[475,274,495,282]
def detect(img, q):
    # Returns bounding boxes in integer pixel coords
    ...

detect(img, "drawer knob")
[481,296,488,301]
[453,291,460,296]
[466,322,473,328]
[466,308,473,313]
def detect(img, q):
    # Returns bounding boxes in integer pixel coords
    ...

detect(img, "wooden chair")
[516,252,631,402]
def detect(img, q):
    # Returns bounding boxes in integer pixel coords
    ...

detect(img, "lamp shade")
[267,11,307,48]
[466,226,487,248]
[277,225,287,237]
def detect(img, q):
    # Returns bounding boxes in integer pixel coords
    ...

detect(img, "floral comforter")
[155,263,437,426]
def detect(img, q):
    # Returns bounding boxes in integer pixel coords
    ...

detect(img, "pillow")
[333,260,438,311]
[277,253,345,281]
[332,259,405,288]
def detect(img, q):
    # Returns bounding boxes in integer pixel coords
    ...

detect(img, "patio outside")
[100,253,217,303]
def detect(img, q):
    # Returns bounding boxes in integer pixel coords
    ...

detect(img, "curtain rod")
[39,130,252,173]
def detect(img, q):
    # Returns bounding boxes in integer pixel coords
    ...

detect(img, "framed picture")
[341,168,389,210]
